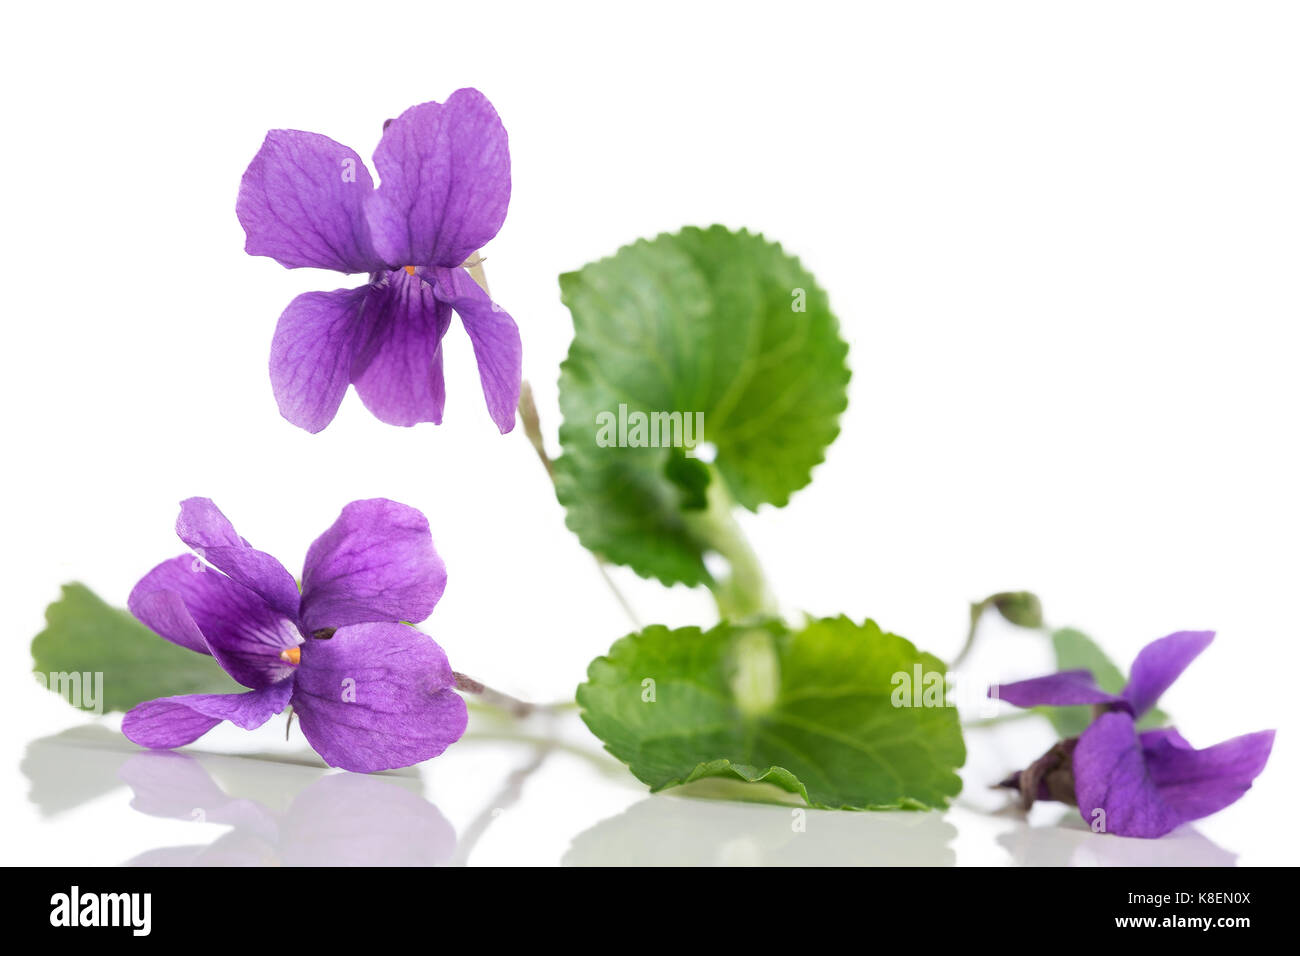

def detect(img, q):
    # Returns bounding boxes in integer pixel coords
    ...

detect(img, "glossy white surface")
[3,704,1278,865]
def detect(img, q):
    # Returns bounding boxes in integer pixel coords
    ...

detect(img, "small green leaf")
[1039,627,1167,735]
[578,616,965,809]
[31,583,238,714]
[554,226,850,585]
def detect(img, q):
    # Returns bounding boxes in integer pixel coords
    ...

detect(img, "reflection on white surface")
[994,808,1237,867]
[22,725,139,818]
[565,783,958,866]
[121,753,456,867]
[17,720,1244,866]
[24,726,454,867]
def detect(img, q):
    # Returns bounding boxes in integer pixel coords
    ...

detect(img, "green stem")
[465,253,642,631]
[687,469,777,621]
[949,598,992,671]
[962,710,1039,729]
[730,627,781,716]
[515,382,642,629]
[950,591,1046,670]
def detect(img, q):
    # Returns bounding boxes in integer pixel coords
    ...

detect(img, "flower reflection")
[120,751,456,866]
[996,808,1236,866]
[21,728,455,867]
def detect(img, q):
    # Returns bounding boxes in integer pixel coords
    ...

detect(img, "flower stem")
[463,251,492,295]
[949,597,993,671]
[461,252,643,630]
[515,382,642,628]
[962,709,1039,729]
[950,591,1047,670]
[452,672,563,718]
[516,381,554,480]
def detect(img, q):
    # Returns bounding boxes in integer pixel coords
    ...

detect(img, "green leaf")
[1039,627,1167,735]
[31,583,238,714]
[578,616,965,809]
[554,226,850,585]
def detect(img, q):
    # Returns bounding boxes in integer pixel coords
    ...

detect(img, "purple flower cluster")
[120,89,521,776]
[990,631,1274,838]
[123,498,466,773]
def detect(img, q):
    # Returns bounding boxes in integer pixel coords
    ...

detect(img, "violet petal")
[432,265,522,433]
[1121,630,1215,717]
[176,498,301,621]
[122,680,294,750]
[128,555,217,655]
[290,623,467,773]
[299,499,446,633]
[1140,725,1275,825]
[989,669,1130,711]
[350,270,452,426]
[129,554,300,687]
[237,129,382,274]
[270,286,370,433]
[365,89,510,269]
[1072,711,1184,838]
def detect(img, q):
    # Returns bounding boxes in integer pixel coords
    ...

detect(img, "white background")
[1,1,1296,865]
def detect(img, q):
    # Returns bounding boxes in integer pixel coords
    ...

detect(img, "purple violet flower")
[988,631,1274,838]
[237,88,520,434]
[121,497,467,773]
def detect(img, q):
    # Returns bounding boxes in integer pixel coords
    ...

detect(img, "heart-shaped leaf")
[554,227,850,585]
[578,616,965,809]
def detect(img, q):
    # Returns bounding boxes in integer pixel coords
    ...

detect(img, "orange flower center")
[279,646,301,666]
